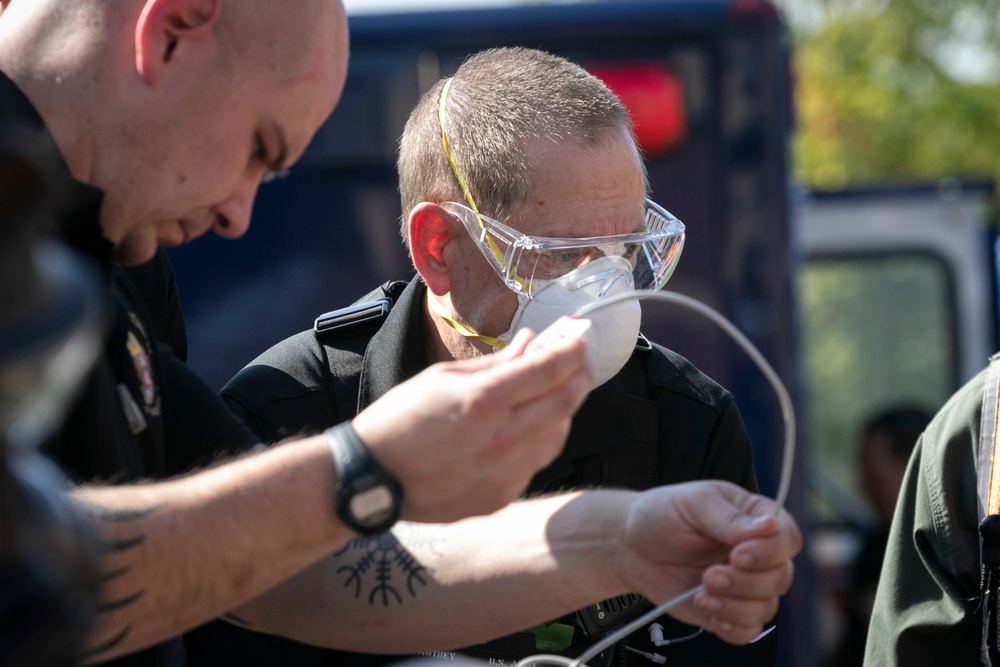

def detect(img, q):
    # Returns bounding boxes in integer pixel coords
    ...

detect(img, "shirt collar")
[357,276,431,410]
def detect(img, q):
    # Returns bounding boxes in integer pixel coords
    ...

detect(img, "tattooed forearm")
[96,590,144,613]
[103,534,145,552]
[79,625,132,662]
[71,498,165,661]
[99,566,129,585]
[332,526,441,607]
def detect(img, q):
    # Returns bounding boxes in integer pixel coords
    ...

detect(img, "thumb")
[699,485,781,546]
[727,513,780,544]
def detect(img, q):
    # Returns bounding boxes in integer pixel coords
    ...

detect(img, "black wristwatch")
[325,422,403,536]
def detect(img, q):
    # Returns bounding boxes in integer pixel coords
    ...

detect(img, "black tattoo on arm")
[99,566,129,585]
[103,534,146,552]
[73,498,167,659]
[332,525,443,607]
[78,626,132,663]
[96,590,144,613]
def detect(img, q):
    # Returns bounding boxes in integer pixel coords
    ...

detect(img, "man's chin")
[113,238,161,267]
[117,224,194,264]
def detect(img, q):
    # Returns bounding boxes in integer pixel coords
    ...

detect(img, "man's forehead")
[254,0,348,166]
[508,202,648,240]
[513,136,646,232]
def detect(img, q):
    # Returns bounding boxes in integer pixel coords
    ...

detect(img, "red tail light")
[588,63,686,157]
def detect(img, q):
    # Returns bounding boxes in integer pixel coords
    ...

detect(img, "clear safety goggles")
[442,198,685,298]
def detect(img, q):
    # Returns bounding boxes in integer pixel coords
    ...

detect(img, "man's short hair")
[396,46,646,247]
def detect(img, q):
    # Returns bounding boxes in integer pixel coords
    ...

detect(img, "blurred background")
[748,3,1000,662]
[166,1,1000,664]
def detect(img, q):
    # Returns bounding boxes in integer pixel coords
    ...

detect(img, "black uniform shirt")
[186,275,777,667]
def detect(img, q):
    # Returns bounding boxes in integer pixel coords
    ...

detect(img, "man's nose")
[211,177,260,240]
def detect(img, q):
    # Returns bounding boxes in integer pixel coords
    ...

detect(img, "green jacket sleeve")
[865,371,987,665]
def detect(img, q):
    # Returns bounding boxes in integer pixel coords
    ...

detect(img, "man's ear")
[134,0,221,85]
[409,203,459,297]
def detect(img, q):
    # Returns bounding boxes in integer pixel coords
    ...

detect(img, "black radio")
[578,593,649,635]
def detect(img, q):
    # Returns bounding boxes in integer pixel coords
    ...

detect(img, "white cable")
[516,654,577,667]
[649,623,702,647]
[516,289,797,667]
[574,289,796,512]
[623,646,666,664]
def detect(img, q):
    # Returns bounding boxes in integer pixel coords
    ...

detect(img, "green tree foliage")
[779,0,1000,189]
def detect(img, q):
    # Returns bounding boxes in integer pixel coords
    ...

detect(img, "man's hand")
[617,481,801,644]
[351,329,591,522]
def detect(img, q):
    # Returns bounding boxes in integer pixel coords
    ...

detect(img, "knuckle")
[553,385,585,417]
[779,562,795,593]
[547,421,572,448]
[461,384,495,417]
[761,598,779,621]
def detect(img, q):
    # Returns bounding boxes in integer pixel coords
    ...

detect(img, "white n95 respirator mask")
[494,255,642,389]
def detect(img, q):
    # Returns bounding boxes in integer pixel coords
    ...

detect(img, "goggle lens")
[446,199,685,297]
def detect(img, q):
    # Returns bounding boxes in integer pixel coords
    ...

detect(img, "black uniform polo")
[184,275,778,667]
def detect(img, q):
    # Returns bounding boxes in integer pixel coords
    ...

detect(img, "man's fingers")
[474,335,591,405]
[702,561,795,600]
[506,420,574,476]
[727,512,802,571]
[691,588,780,644]
[702,614,776,646]
[687,560,791,645]
[498,328,535,355]
[509,369,591,429]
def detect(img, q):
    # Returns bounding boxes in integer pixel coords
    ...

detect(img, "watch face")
[350,485,395,526]
[328,425,402,535]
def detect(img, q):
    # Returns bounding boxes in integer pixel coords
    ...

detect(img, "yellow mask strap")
[426,286,506,350]
[438,78,513,273]
[439,78,481,215]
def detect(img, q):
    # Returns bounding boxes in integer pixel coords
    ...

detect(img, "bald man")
[0,1,800,664]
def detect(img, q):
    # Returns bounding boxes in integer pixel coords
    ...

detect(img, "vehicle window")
[798,252,956,522]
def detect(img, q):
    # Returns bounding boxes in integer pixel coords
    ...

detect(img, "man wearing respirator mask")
[184,47,777,667]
